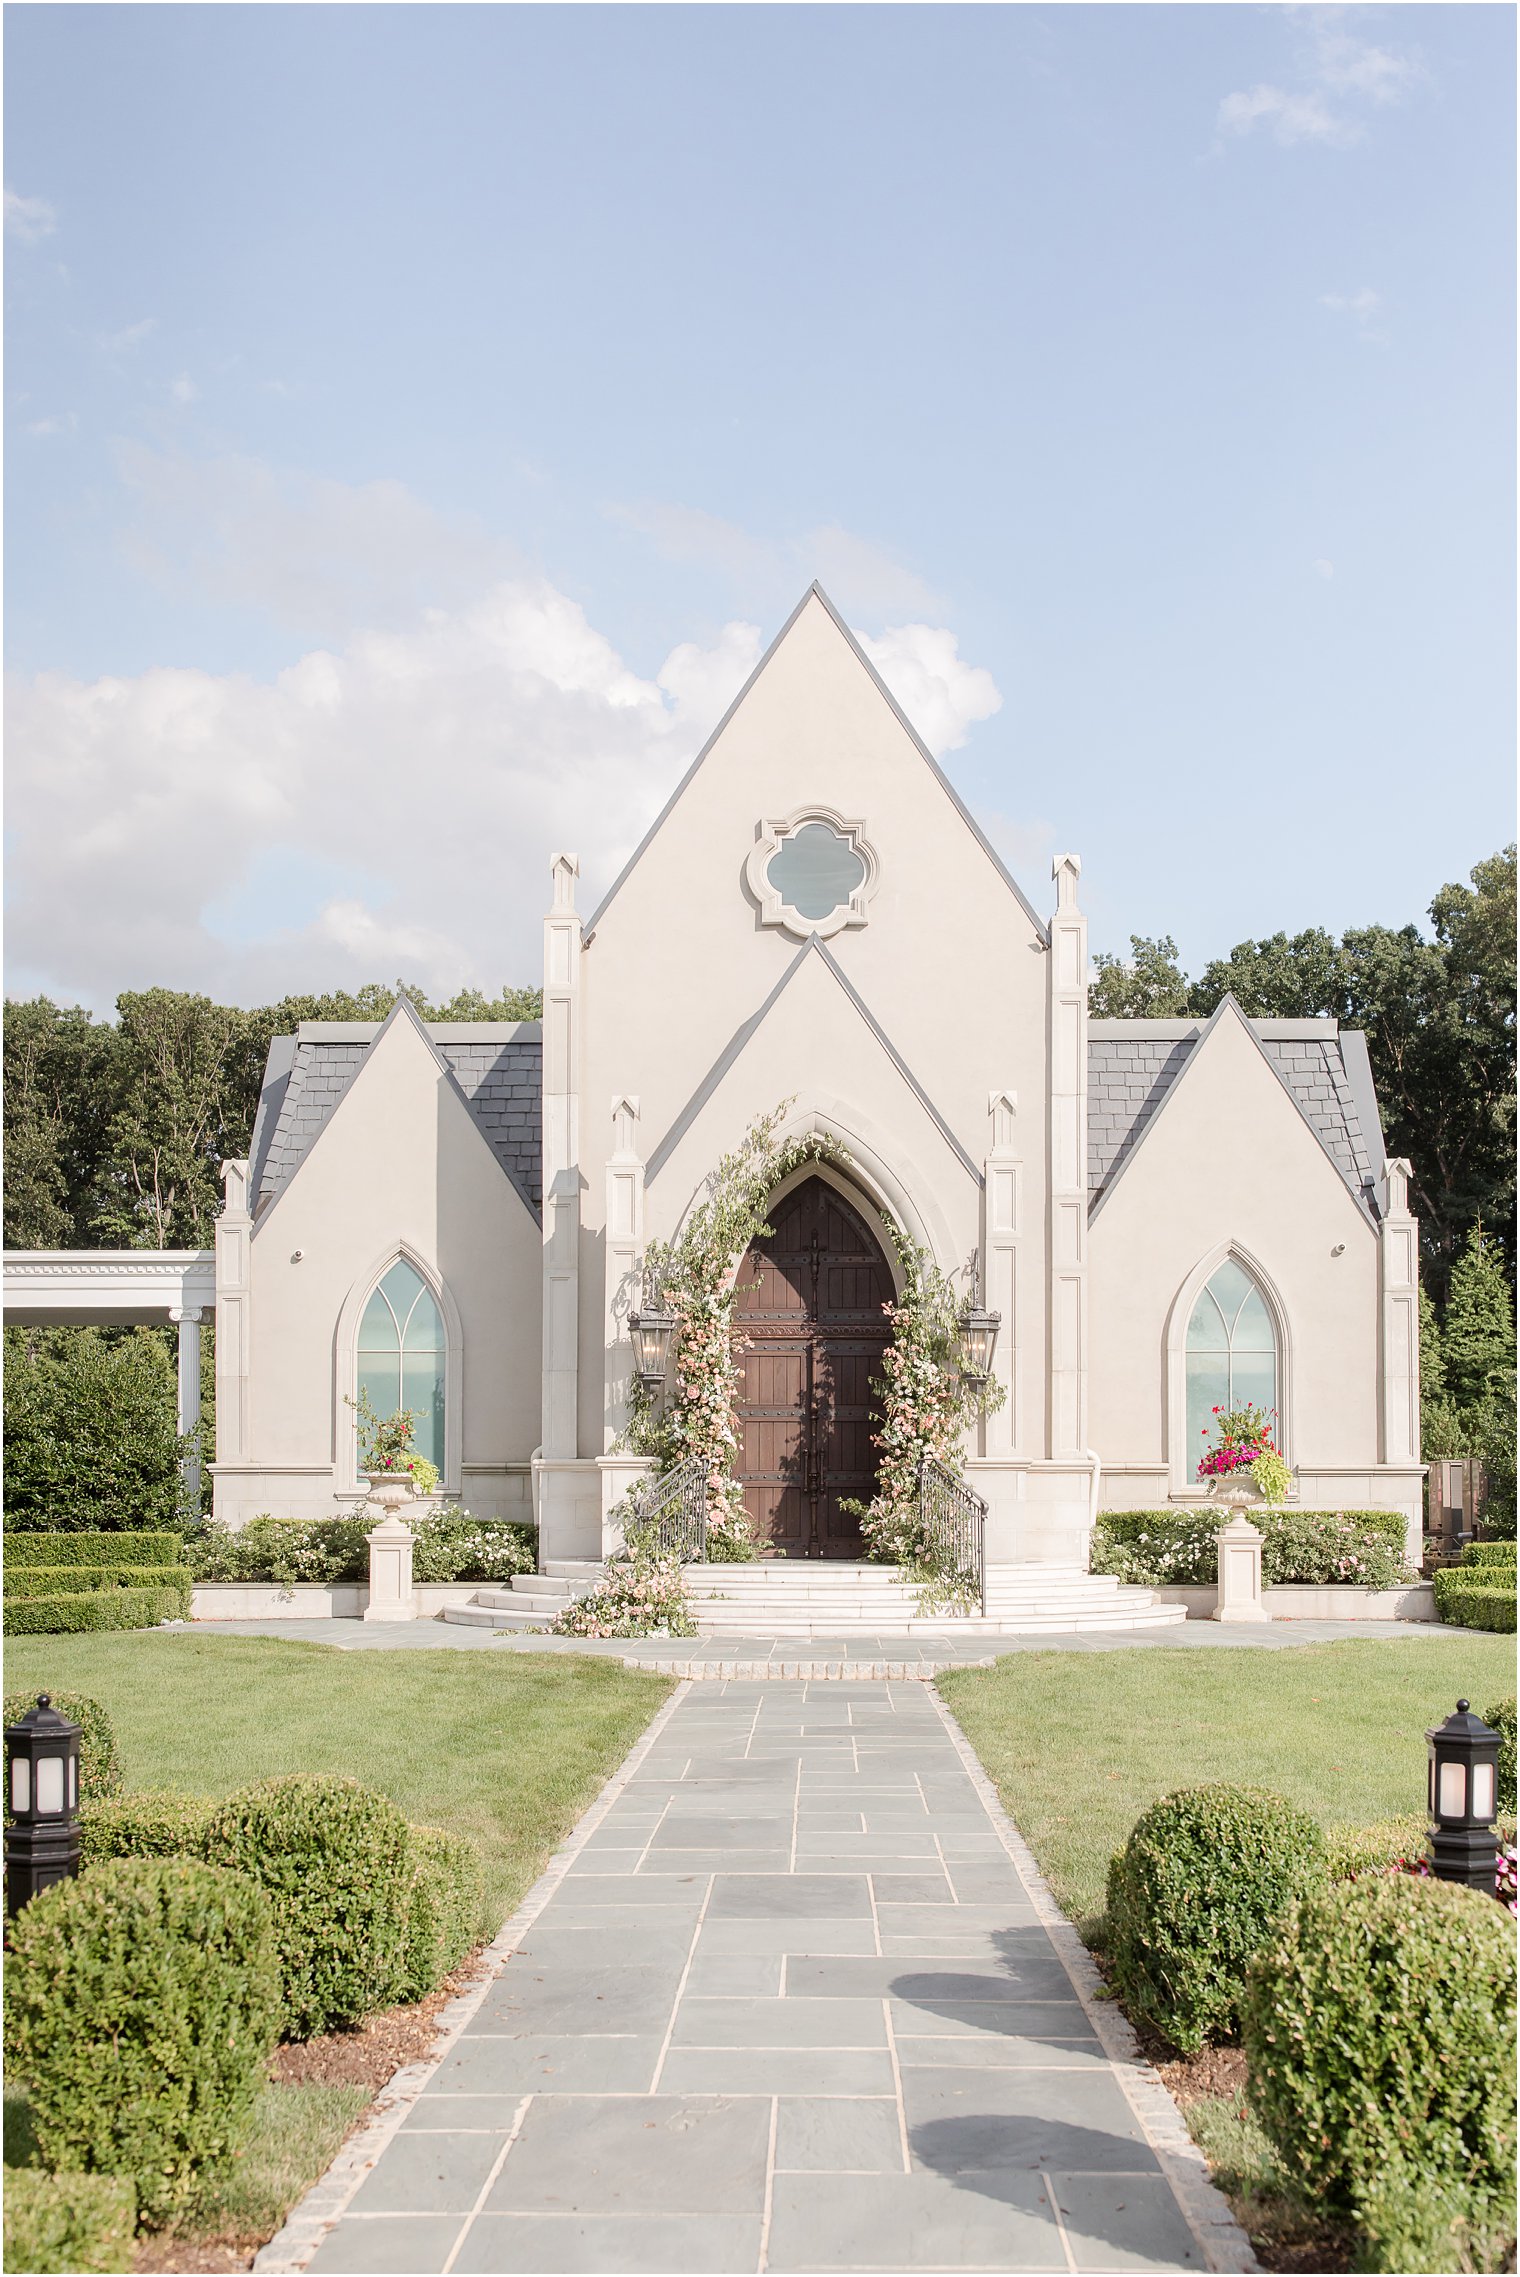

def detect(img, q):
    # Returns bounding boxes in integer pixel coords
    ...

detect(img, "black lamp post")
[956,1306,1001,1387]
[5,1694,83,1915]
[1426,1698,1501,1893]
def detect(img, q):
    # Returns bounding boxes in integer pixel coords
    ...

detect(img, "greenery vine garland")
[629,1103,1002,1594]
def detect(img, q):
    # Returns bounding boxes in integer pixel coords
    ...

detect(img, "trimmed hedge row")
[5,1531,187,1569]
[4,1858,282,2220]
[1,1691,121,1805]
[78,1791,217,1867]
[2,2169,136,2274]
[1432,1569,1517,1632]
[1245,1875,1516,2274]
[401,1825,487,2002]
[190,1511,538,1587]
[4,1584,188,1636]
[1462,1540,1518,1569]
[4,1564,191,1601]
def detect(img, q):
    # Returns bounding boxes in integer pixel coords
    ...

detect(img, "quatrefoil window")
[745,808,880,939]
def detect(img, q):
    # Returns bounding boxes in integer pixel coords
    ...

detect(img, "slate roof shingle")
[252,1026,543,1218]
[1088,1021,1382,1217]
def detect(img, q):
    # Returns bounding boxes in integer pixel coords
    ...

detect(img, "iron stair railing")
[624,1453,710,1563]
[916,1454,988,1614]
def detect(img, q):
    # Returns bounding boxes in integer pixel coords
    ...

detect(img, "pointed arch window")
[1185,1258,1278,1460]
[357,1259,446,1469]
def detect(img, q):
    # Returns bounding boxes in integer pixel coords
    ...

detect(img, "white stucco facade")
[187,586,1422,1563]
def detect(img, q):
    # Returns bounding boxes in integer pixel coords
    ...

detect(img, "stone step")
[442,1603,554,1629]
[475,1587,574,1613]
[508,1572,579,1597]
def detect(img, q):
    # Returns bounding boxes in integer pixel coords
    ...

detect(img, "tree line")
[4,980,541,1252]
[1090,846,1516,1295]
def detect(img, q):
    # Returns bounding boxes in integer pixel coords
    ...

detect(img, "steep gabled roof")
[583,583,1048,945]
[1088,1003,1384,1223]
[250,1002,543,1221]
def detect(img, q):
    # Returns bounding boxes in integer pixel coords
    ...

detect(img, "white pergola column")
[214,1159,252,1469]
[1379,1157,1423,1567]
[1047,855,1089,1460]
[541,855,582,1461]
[605,1096,644,1448]
[983,1090,1021,1456]
[170,1305,203,1509]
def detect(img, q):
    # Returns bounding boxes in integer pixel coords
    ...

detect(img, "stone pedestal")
[364,1478,416,1622]
[1212,1511,1265,1622]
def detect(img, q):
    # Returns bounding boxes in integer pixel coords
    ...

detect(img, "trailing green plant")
[4,1584,187,1635]
[2,2169,137,2272]
[629,1104,849,1558]
[203,1776,415,2036]
[2,1690,120,1804]
[1244,1874,1517,2273]
[2,1326,193,1532]
[399,1826,486,2001]
[844,1236,1005,1612]
[4,1857,281,2222]
[1090,1508,1414,1589]
[1105,1785,1325,2053]
[1433,1569,1517,1632]
[78,1790,217,1868]
[551,1517,697,1638]
[345,1388,440,1497]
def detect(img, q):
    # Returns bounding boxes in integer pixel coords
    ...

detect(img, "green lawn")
[5,1632,672,1923]
[938,1635,1515,1928]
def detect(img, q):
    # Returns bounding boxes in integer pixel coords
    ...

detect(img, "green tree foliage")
[3,978,542,1252]
[1087,935,1190,1018]
[1441,1227,1517,1411]
[3,1327,188,1531]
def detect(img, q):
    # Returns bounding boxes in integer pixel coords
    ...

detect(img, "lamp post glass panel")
[1426,1699,1502,1894]
[629,1303,677,1397]
[5,1693,83,1914]
[957,1307,1001,1385]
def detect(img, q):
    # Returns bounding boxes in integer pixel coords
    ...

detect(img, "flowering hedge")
[1090,1507,1414,1589]
[190,1511,537,1586]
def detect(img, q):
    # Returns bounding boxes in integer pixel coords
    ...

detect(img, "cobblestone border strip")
[252,1676,694,2274]
[926,1684,1260,2276]
[624,1655,998,1679]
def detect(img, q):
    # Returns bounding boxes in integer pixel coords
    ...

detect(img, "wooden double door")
[734,1176,894,1558]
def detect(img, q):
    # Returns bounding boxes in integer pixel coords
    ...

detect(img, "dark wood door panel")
[732,1176,895,1558]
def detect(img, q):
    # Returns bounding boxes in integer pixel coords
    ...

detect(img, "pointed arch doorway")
[733,1175,895,1558]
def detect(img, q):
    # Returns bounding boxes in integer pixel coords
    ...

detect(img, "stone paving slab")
[262,1680,1256,2276]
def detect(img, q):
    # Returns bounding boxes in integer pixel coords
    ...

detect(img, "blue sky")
[5,3,1514,1010]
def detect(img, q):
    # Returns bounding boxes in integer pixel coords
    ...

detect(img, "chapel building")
[212,587,1425,1573]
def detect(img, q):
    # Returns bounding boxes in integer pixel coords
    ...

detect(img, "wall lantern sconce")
[1427,1698,1501,1893]
[629,1271,678,1397]
[5,1694,82,1915]
[957,1306,1001,1386]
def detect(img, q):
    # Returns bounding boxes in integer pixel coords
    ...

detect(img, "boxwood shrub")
[4,1531,188,1568]
[1322,1814,1430,1881]
[3,1858,281,2221]
[204,1775,415,2035]
[78,1790,217,1868]
[1486,1696,1517,1810]
[1106,1785,1324,2052]
[1244,1874,1517,2273]
[400,1825,486,2001]
[2,2170,137,2274]
[1,1690,120,1804]
[3,1583,188,1636]
[1091,1507,1413,1589]
[1464,1541,1518,1569]
[1433,1569,1517,1632]
[5,1564,191,1600]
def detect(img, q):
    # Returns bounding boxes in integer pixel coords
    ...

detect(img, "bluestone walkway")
[275,1681,1254,2276]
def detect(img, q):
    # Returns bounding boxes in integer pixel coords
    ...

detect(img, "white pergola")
[3,1250,217,1503]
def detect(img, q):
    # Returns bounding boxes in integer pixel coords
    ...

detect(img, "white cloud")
[1320,287,1381,321]
[26,413,77,439]
[855,624,1003,755]
[169,373,198,405]
[1313,559,1335,579]
[1217,19,1421,149]
[98,317,157,355]
[5,186,56,243]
